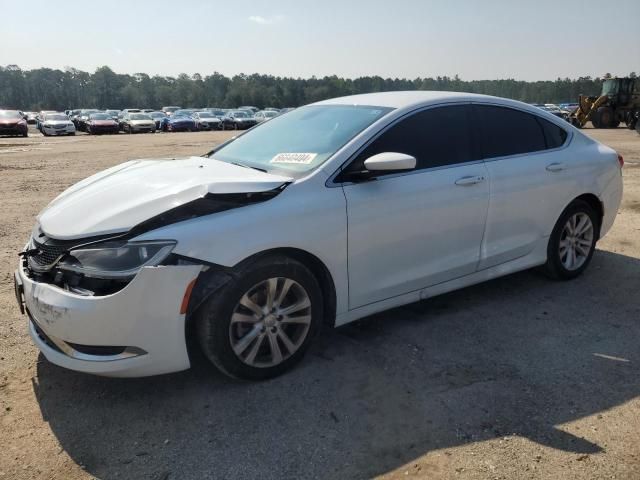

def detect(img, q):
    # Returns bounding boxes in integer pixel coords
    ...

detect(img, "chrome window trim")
[326,100,573,187]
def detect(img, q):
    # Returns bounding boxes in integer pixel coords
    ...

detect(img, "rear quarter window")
[539,117,568,149]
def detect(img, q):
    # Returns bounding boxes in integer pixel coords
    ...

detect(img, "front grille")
[28,238,70,269]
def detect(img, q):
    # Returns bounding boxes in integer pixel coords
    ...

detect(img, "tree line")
[1,64,636,111]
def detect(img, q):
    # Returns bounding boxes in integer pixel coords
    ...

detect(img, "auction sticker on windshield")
[270,153,317,165]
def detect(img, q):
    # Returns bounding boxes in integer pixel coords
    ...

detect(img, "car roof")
[314,91,514,109]
[312,91,567,122]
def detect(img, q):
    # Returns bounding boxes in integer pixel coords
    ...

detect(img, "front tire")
[542,200,598,280]
[196,255,322,380]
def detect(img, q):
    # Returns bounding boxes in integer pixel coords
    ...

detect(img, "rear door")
[472,104,572,269]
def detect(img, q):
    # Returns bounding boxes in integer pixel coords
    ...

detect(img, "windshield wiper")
[230,162,268,173]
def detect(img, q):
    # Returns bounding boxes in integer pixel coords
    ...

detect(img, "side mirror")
[363,152,416,172]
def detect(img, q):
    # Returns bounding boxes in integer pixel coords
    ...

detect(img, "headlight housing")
[57,240,176,279]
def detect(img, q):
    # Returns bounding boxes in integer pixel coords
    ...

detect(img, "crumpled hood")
[38,156,292,240]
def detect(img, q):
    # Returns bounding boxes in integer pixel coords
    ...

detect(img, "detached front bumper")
[16,262,202,377]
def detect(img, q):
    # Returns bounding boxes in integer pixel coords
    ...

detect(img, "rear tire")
[196,255,322,380]
[542,200,598,280]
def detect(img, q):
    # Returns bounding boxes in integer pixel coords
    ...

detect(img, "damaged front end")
[21,186,287,296]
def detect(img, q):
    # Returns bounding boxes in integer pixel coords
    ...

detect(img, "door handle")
[546,162,566,172]
[455,175,485,186]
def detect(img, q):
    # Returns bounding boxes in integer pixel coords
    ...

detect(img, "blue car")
[160,113,197,132]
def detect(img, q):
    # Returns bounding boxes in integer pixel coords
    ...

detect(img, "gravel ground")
[0,126,639,480]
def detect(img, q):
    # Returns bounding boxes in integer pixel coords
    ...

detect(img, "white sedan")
[40,113,76,136]
[15,91,623,379]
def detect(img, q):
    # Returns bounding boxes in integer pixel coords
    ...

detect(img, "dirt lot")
[0,126,639,480]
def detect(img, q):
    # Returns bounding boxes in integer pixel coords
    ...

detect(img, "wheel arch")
[183,247,338,366]
[573,193,604,237]
[238,247,337,326]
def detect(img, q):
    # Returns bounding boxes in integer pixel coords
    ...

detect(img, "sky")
[2,0,639,81]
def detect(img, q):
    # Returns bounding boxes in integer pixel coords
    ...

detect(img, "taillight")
[617,154,624,168]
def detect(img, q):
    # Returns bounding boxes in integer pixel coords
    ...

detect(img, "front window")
[90,113,111,120]
[129,114,151,120]
[602,79,619,96]
[210,105,393,176]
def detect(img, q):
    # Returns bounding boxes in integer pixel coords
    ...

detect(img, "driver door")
[339,105,489,309]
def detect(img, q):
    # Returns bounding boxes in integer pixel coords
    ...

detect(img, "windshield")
[211,105,392,175]
[164,107,179,112]
[150,112,165,118]
[46,114,69,121]
[602,79,619,96]
[130,114,151,120]
[233,111,250,118]
[195,112,215,118]
[90,113,111,120]
[0,110,22,119]
[264,111,278,117]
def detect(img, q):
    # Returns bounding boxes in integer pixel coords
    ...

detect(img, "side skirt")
[334,238,548,327]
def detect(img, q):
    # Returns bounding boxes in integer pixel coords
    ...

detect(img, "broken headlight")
[57,240,176,279]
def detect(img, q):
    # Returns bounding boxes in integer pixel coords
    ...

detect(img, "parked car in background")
[161,106,181,116]
[539,105,570,122]
[264,107,280,112]
[148,111,167,129]
[86,113,119,134]
[121,113,156,133]
[40,113,75,136]
[35,110,58,130]
[559,103,579,113]
[221,110,257,130]
[0,110,28,137]
[279,107,296,114]
[25,112,38,124]
[74,109,102,131]
[160,113,197,132]
[117,109,143,130]
[254,110,279,123]
[192,111,222,130]
[68,109,82,124]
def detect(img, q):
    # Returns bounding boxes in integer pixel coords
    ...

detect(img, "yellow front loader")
[569,77,640,129]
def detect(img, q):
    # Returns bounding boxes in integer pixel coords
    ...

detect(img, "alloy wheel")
[559,212,594,271]
[229,277,312,368]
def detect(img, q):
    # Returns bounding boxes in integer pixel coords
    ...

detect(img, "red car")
[0,110,28,137]
[86,113,119,134]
